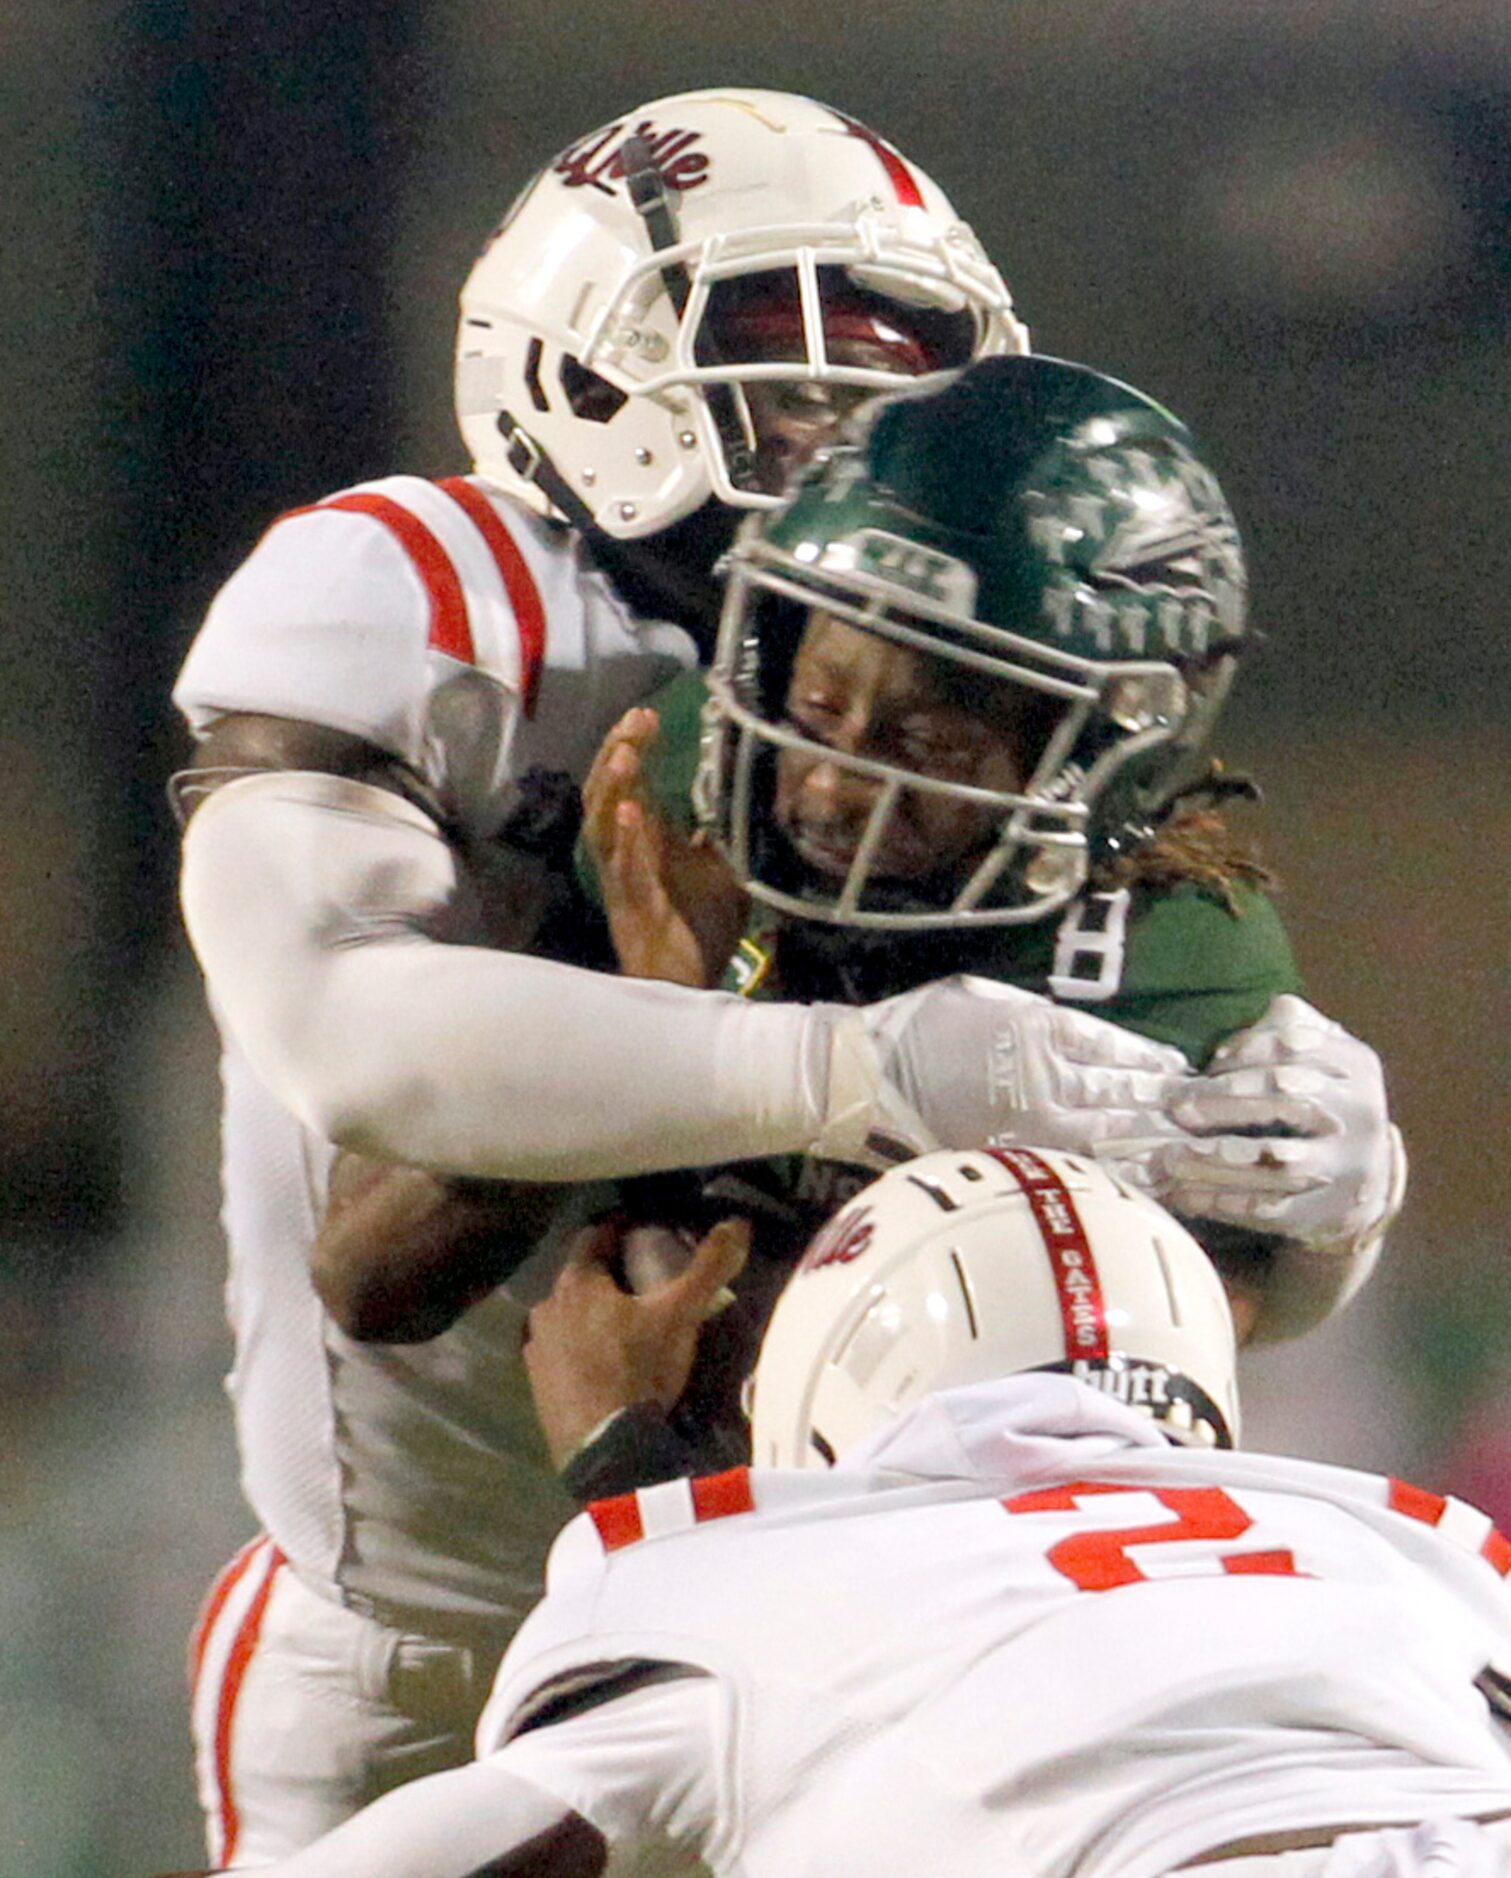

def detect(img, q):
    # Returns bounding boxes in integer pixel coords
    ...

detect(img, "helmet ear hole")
[524,338,550,413]
[560,354,629,424]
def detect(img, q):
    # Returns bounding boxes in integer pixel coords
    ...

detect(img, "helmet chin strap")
[491,402,731,645]
[619,134,762,494]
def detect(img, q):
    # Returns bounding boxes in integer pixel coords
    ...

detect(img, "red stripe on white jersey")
[986,1148,1111,1362]
[590,1468,756,1554]
[589,1491,645,1553]
[438,477,547,716]
[316,492,477,665]
[1483,1528,1511,1577]
[1388,1478,1449,1526]
[690,1466,755,1525]
[1388,1477,1510,1575]
[828,109,926,209]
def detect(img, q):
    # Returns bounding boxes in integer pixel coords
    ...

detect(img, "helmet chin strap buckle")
[496,411,542,482]
[495,408,602,536]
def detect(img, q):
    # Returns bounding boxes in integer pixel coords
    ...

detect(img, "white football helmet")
[455,88,1029,539]
[750,1147,1239,1469]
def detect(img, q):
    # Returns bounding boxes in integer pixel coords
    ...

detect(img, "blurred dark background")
[2,3,1506,1869]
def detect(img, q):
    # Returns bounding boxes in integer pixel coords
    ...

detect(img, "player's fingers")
[1153,1136,1329,1196]
[613,800,676,913]
[588,704,658,772]
[658,1216,750,1321]
[1046,1010,1189,1075]
[1207,995,1341,1070]
[582,749,639,862]
[1063,1065,1192,1113]
[558,1215,629,1275]
[1170,1078,1334,1138]
[583,709,658,836]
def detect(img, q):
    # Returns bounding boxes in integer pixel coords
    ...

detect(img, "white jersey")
[174,474,695,1630]
[481,1375,1511,1878]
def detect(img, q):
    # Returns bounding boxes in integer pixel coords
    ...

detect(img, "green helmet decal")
[700,355,1249,931]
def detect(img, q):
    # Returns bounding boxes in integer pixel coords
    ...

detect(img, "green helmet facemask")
[697,353,1247,930]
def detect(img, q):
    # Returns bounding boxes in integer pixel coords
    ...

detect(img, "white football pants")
[188,1537,704,1875]
[189,1538,503,1868]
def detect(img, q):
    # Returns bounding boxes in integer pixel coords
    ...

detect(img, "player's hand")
[859,976,1192,1161]
[523,1215,750,1468]
[582,706,748,987]
[1156,996,1404,1239]
[1146,995,1406,1336]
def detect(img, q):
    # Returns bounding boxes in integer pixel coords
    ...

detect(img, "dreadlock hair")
[1097,764,1276,910]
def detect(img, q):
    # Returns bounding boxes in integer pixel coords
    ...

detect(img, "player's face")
[741,334,908,495]
[773,613,1035,883]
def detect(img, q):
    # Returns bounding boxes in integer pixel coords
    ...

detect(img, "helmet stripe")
[827,108,925,209]
[984,1148,1111,1362]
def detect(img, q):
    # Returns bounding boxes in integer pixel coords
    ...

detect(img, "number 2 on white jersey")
[1002,1480,1304,1592]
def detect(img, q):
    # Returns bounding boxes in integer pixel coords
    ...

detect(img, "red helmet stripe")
[985,1148,1111,1362]
[828,109,926,210]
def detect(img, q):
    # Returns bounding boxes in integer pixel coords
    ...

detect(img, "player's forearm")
[180,772,841,1180]
[245,1761,606,1877]
[313,1153,564,1341]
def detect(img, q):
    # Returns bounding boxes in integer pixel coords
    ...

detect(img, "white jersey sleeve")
[178,769,840,1179]
[175,496,449,756]
[174,473,696,836]
[255,1758,593,1878]
[491,1676,721,1856]
[174,478,916,1179]
[250,1681,719,1878]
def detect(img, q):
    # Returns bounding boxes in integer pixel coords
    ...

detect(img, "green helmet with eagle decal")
[695,353,1248,929]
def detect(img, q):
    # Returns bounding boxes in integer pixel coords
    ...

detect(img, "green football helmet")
[695,354,1247,929]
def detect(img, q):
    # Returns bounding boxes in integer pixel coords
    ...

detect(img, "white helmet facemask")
[750,1147,1240,1469]
[455,88,1029,539]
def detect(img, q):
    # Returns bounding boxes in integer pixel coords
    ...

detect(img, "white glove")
[807,1007,941,1170]
[1152,994,1407,1338]
[855,975,1192,1162]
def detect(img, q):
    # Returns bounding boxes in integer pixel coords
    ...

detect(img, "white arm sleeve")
[261,1759,594,1878]
[258,1677,720,1877]
[180,770,885,1180]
